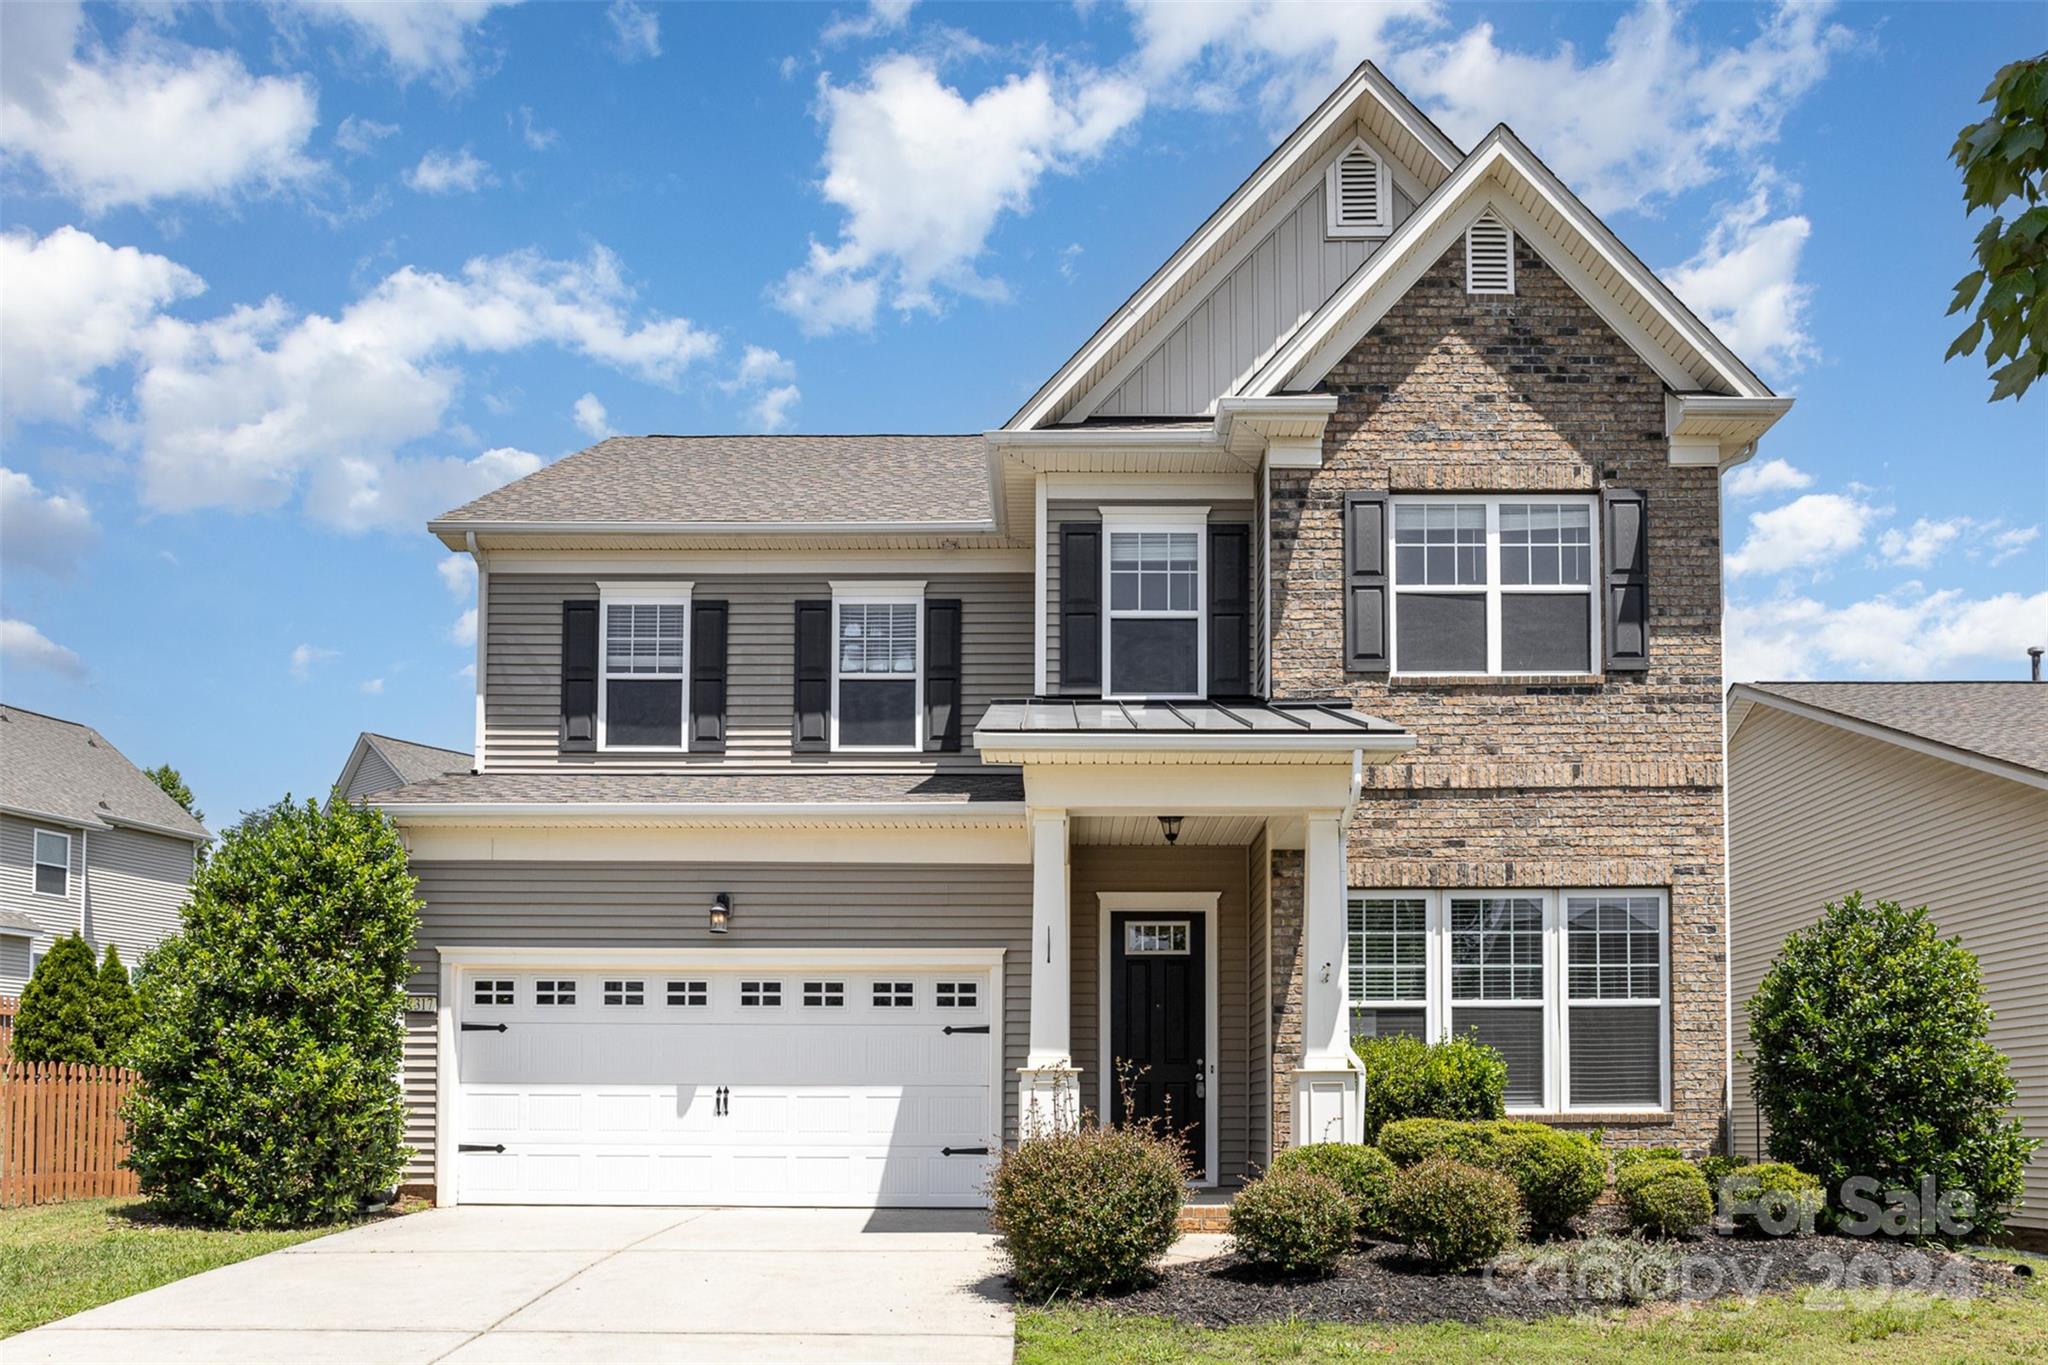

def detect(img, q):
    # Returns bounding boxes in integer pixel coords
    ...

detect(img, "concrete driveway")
[7,1206,1014,1364]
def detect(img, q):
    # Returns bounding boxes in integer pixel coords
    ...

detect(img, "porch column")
[1019,808,1080,1134]
[1292,810,1365,1144]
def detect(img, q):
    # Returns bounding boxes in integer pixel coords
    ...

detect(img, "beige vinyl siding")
[402,1010,438,1188]
[0,934,29,993]
[1729,704,2048,1231]
[405,860,1032,1185]
[343,747,405,802]
[0,813,82,946]
[484,574,1030,772]
[82,825,193,966]
[1247,826,1272,1173]
[1067,845,1253,1184]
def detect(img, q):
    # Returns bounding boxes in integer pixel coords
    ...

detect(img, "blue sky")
[1,0,2043,825]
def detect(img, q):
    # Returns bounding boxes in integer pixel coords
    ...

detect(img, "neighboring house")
[334,733,473,803]
[0,705,210,994]
[370,62,1792,1208]
[1727,681,2048,1237]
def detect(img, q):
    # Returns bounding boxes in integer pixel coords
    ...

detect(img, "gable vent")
[1326,138,1390,237]
[1466,212,1515,294]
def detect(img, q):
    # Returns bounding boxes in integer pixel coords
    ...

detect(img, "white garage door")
[451,966,998,1207]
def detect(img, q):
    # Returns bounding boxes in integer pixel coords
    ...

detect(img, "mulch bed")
[1087,1235,2029,1327]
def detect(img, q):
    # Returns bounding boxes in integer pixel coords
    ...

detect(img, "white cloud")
[1727,587,2048,682]
[405,147,494,195]
[1724,492,1882,577]
[773,55,1144,333]
[517,105,558,151]
[1878,517,1967,570]
[723,345,801,431]
[1,619,86,677]
[0,227,204,427]
[289,642,337,681]
[1723,456,1811,499]
[734,345,796,389]
[334,114,398,159]
[359,677,385,695]
[821,0,917,46]
[573,392,613,439]
[749,385,802,432]
[605,0,662,62]
[0,466,97,576]
[451,607,479,646]
[273,1,512,86]
[307,446,545,533]
[1989,525,2040,566]
[437,555,477,596]
[1661,174,1816,375]
[0,2,321,212]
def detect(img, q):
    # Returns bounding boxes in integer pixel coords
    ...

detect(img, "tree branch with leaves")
[1947,52,2048,401]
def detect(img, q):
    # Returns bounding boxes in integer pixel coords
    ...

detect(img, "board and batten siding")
[484,574,1030,772]
[81,826,193,966]
[1728,704,2048,1232]
[403,860,1033,1187]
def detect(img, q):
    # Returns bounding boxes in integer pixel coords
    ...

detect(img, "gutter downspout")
[467,532,487,773]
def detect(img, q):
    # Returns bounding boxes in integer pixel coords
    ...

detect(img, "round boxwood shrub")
[1229,1169,1356,1277]
[1617,1157,1713,1238]
[1721,1161,1824,1236]
[1268,1142,1397,1235]
[1376,1117,1500,1169]
[989,1123,1187,1298]
[1489,1122,1606,1232]
[1386,1157,1525,1271]
[1356,1034,1508,1141]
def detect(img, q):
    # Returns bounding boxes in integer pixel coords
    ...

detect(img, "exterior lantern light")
[709,892,732,934]
[1157,815,1183,846]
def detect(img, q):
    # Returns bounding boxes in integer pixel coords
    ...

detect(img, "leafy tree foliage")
[1947,52,2048,400]
[1746,892,2036,1235]
[12,935,104,1063]
[95,943,140,1064]
[123,797,421,1228]
[144,763,204,826]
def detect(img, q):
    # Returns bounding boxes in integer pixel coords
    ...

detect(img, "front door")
[1109,912,1206,1178]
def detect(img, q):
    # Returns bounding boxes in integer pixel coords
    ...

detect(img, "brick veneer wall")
[1267,236,1728,1156]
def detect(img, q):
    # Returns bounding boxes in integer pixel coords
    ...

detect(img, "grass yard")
[1018,1264,2048,1364]
[0,1199,344,1337]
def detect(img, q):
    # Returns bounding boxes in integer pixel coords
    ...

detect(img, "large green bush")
[1720,1162,1824,1236]
[1268,1142,1397,1236]
[1356,1034,1507,1141]
[1746,892,2035,1236]
[1617,1157,1713,1238]
[1611,1145,1685,1176]
[94,944,140,1064]
[1378,1119,1600,1232]
[1376,1117,1501,1168]
[989,1122,1187,1298]
[122,798,421,1228]
[12,935,103,1063]
[1385,1157,1524,1270]
[1229,1169,1356,1276]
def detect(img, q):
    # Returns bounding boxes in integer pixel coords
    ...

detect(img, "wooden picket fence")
[0,994,15,1059]
[1,1059,141,1206]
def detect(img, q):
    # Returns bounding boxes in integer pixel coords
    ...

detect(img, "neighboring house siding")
[1247,826,1272,1174]
[404,859,1033,1188]
[343,749,406,802]
[0,934,29,991]
[1728,704,2048,1232]
[1066,845,1253,1185]
[0,814,83,981]
[484,574,1031,771]
[82,826,193,967]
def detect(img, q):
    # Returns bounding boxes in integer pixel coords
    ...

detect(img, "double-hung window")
[599,582,691,749]
[33,830,70,897]
[1389,497,1597,674]
[1346,887,1669,1113]
[832,581,922,751]
[1103,509,1206,698]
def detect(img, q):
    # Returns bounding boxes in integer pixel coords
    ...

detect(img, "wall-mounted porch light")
[1157,815,1183,846]
[709,892,732,934]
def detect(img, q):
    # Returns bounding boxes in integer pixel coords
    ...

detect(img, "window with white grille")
[472,978,514,1007]
[1125,921,1190,955]
[599,583,691,750]
[740,981,782,1007]
[1466,212,1514,294]
[935,981,978,1009]
[832,584,923,751]
[32,829,69,898]
[872,981,914,1008]
[666,980,708,1007]
[603,979,646,1007]
[535,979,577,1007]
[1326,138,1390,236]
[803,981,845,1008]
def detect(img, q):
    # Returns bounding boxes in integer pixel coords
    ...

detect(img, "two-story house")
[372,63,1791,1208]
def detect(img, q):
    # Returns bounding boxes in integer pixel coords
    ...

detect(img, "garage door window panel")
[603,980,646,1007]
[536,979,578,1007]
[803,981,846,1007]
[740,981,782,1007]
[666,980,709,1007]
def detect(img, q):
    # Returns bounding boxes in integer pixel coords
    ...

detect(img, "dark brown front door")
[1109,912,1206,1177]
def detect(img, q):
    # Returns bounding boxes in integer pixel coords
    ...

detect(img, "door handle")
[1194,1057,1206,1100]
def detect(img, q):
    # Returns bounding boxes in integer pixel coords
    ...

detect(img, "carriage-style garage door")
[451,964,999,1207]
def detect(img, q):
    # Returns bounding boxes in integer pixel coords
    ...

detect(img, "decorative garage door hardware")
[461,1022,508,1032]
[941,1023,990,1035]
[715,1086,729,1116]
[459,1143,505,1154]
[941,1147,990,1157]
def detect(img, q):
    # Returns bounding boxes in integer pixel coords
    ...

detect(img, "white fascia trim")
[438,946,1007,970]
[1101,505,1212,524]
[976,733,1415,758]
[378,801,1032,822]
[598,579,695,599]
[828,579,926,599]
[429,518,999,537]
[1725,686,2048,794]
[486,551,1030,575]
[986,395,1337,459]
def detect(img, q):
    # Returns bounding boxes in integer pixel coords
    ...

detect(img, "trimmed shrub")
[1356,1034,1507,1141]
[1698,1154,1752,1189]
[95,943,140,1064]
[1269,1142,1397,1236]
[1746,892,2036,1236]
[12,934,103,1063]
[1720,1162,1824,1236]
[1377,1117,1500,1169]
[990,1123,1187,1298]
[1617,1157,1713,1238]
[1229,1170,1356,1277]
[1610,1145,1684,1175]
[1386,1157,1525,1270]
[1489,1122,1606,1232]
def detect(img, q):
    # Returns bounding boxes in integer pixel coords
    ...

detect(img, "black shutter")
[689,600,728,752]
[1602,488,1650,672]
[793,599,832,751]
[1060,524,1102,692]
[1343,494,1390,673]
[925,598,962,752]
[1207,523,1252,697]
[559,599,599,752]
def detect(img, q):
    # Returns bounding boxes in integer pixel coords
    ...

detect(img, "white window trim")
[829,580,925,754]
[1345,892,1435,1020]
[31,828,71,900]
[597,580,693,752]
[1102,508,1209,701]
[1326,135,1392,238]
[1386,494,1600,677]
[1347,887,1670,1115]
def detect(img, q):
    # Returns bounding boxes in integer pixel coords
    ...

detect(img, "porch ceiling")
[1071,814,1266,847]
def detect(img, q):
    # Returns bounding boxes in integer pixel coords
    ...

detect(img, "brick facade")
[1268,236,1728,1155]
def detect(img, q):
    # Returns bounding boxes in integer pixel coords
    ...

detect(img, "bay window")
[1103,510,1205,697]
[1389,497,1597,675]
[599,582,691,749]
[832,582,922,751]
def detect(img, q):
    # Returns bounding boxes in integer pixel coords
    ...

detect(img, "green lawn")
[1018,1267,2048,1364]
[0,1199,345,1337]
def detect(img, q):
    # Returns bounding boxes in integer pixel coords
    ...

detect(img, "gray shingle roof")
[364,734,472,787]
[371,770,1025,806]
[432,435,993,528]
[0,705,210,841]
[1738,682,2048,776]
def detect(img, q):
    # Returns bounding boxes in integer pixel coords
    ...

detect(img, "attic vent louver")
[1466,212,1515,294]
[1326,138,1390,237]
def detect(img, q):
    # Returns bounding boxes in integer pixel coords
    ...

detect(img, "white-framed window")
[598,581,692,750]
[871,980,913,1008]
[831,581,923,752]
[935,980,978,1009]
[802,981,845,1008]
[602,979,646,1007]
[740,980,782,1007]
[1388,496,1598,676]
[535,978,578,1007]
[32,829,69,898]
[1326,136,1391,237]
[1103,508,1207,698]
[666,980,709,1007]
[1124,921,1191,956]
[472,978,514,1007]
[1346,888,1670,1114]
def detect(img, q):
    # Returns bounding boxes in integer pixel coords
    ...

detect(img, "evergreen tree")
[95,943,141,1064]
[12,935,103,1064]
